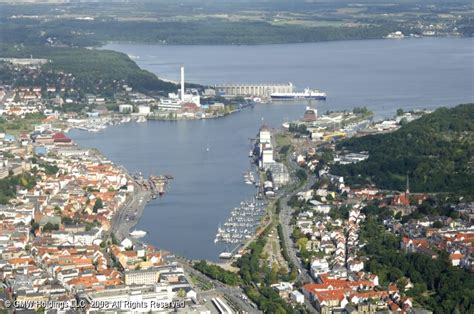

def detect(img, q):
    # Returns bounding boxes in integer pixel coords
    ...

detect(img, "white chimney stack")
[180,66,185,101]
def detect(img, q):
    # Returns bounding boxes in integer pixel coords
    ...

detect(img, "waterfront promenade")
[107,179,152,241]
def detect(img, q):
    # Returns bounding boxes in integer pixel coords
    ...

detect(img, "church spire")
[406,172,410,194]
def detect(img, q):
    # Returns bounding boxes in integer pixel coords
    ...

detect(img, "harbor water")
[70,38,474,261]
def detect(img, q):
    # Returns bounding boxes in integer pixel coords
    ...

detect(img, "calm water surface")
[71,38,473,260]
[105,37,474,116]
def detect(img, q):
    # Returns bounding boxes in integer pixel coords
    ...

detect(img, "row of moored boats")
[214,199,265,246]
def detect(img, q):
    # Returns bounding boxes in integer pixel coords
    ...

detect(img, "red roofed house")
[303,283,349,312]
[449,251,464,266]
[401,236,431,254]
[53,133,72,144]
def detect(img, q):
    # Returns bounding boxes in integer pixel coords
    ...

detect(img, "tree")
[396,108,404,116]
[361,212,474,313]
[194,260,241,286]
[397,277,408,291]
[395,211,402,220]
[111,233,119,245]
[177,288,186,298]
[42,222,59,233]
[296,237,308,251]
[331,104,474,198]
[295,169,307,181]
[353,106,372,116]
[93,198,104,213]
[31,222,40,234]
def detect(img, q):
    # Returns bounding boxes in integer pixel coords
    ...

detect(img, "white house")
[121,238,133,249]
[310,259,329,279]
[291,290,305,304]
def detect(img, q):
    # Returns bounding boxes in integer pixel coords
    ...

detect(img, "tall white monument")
[180,66,185,101]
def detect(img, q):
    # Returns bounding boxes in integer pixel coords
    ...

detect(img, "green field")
[0,0,471,46]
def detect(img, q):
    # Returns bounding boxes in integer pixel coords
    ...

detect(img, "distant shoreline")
[103,35,469,49]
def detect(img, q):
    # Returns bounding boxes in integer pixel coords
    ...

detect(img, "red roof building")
[392,193,410,206]
[53,133,72,143]
[181,103,199,113]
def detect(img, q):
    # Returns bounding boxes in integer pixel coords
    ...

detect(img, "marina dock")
[214,163,267,259]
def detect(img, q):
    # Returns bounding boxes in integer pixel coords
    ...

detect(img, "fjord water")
[71,38,474,260]
[105,38,474,116]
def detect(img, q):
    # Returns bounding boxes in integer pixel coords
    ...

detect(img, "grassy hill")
[331,104,474,197]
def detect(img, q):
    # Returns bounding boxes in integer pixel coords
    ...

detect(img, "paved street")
[274,134,319,312]
[276,136,317,284]
[107,179,151,241]
[179,259,260,313]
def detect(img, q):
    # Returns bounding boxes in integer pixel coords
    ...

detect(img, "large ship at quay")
[271,88,327,100]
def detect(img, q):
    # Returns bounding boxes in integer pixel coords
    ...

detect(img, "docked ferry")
[271,88,326,100]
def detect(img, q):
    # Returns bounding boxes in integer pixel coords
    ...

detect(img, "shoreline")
[67,106,248,134]
[108,176,151,240]
[78,148,153,243]
[102,35,467,49]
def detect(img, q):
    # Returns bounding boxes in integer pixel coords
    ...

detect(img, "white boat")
[219,252,233,259]
[129,230,147,238]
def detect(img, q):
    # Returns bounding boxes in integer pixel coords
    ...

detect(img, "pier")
[133,173,173,198]
[109,173,173,242]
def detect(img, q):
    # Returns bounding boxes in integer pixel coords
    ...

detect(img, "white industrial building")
[260,144,274,170]
[157,66,201,110]
[215,82,293,97]
[258,127,275,170]
[137,105,151,115]
[259,128,271,144]
[118,104,133,113]
[158,98,182,111]
[269,163,290,187]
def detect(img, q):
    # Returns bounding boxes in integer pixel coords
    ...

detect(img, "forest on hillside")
[331,104,474,198]
[0,45,176,94]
